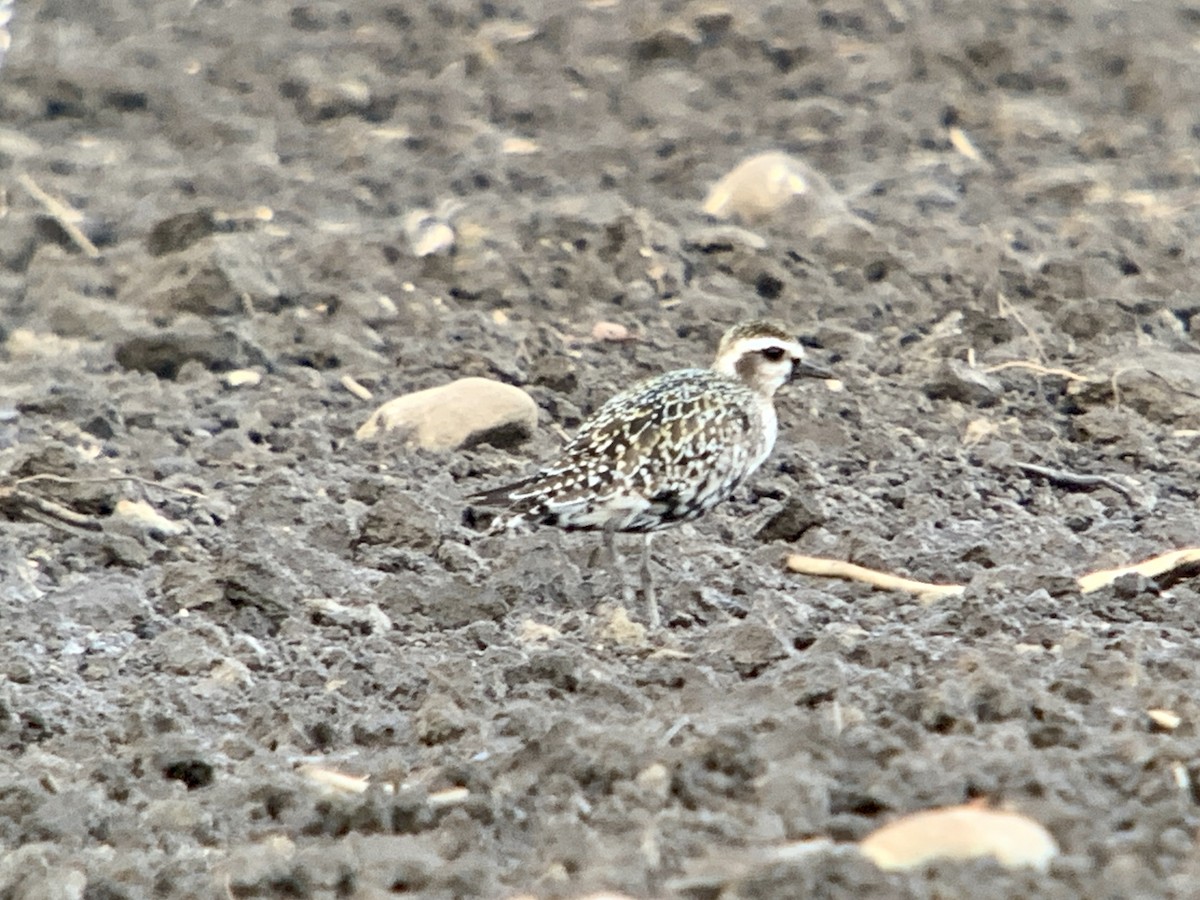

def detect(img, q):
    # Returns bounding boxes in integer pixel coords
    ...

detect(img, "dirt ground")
[4,0,1200,897]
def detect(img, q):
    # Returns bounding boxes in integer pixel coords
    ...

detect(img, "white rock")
[859,803,1058,872]
[703,151,845,223]
[356,377,538,451]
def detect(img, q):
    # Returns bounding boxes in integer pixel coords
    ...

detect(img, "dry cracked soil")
[4,0,1200,897]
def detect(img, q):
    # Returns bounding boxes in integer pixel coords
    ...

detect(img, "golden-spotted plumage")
[470,320,830,627]
[473,368,767,532]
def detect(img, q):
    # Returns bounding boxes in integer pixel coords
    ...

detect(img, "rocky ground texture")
[4,0,1200,897]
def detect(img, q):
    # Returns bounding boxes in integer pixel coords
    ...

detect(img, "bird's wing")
[471,370,759,521]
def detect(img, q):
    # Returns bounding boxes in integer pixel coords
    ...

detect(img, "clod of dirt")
[123,234,286,317]
[531,355,579,394]
[113,316,265,378]
[282,72,394,123]
[722,621,788,678]
[160,756,216,791]
[756,494,826,543]
[356,493,445,553]
[1069,349,1200,426]
[145,209,224,256]
[631,19,702,64]
[923,359,1003,407]
[355,377,538,451]
[414,695,469,745]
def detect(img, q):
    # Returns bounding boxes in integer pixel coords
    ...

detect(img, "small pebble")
[114,498,185,537]
[224,369,262,388]
[592,321,630,342]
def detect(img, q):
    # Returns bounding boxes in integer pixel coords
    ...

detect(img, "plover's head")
[712,320,831,396]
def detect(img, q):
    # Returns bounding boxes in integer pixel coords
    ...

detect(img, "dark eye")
[761,346,786,362]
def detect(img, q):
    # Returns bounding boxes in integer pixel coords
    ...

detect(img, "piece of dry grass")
[785,555,965,604]
[297,764,370,795]
[1078,548,1200,594]
[983,359,1090,382]
[18,173,100,258]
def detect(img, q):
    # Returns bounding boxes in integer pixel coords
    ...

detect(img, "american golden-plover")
[469,320,831,628]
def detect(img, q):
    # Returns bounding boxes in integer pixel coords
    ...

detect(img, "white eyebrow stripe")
[729,335,806,356]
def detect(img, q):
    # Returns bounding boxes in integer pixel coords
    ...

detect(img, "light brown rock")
[703,151,844,223]
[355,377,538,451]
[859,803,1058,872]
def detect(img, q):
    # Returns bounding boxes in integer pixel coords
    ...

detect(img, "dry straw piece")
[785,555,965,604]
[1077,547,1200,594]
[297,765,370,795]
[19,174,101,258]
[859,803,1058,872]
[1147,708,1182,732]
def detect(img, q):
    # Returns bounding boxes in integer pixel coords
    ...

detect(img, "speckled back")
[485,368,771,532]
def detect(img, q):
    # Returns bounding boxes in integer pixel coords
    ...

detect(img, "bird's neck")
[757,396,778,451]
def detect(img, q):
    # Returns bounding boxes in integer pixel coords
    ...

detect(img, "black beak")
[791,357,834,380]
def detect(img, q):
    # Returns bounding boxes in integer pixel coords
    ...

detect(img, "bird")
[468,320,832,628]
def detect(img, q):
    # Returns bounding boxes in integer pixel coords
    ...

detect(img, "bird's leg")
[600,525,638,609]
[603,521,618,567]
[641,532,660,630]
[603,522,636,608]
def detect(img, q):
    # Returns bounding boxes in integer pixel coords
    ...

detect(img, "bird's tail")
[466,476,542,510]
[466,475,546,533]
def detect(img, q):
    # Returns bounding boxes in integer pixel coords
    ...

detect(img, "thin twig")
[1110,366,1134,409]
[340,374,373,401]
[996,293,1046,364]
[17,173,101,258]
[13,472,207,500]
[1014,462,1135,502]
[1,486,103,531]
[983,360,1091,382]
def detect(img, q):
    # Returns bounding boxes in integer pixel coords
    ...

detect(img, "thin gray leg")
[603,522,636,607]
[641,532,660,630]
